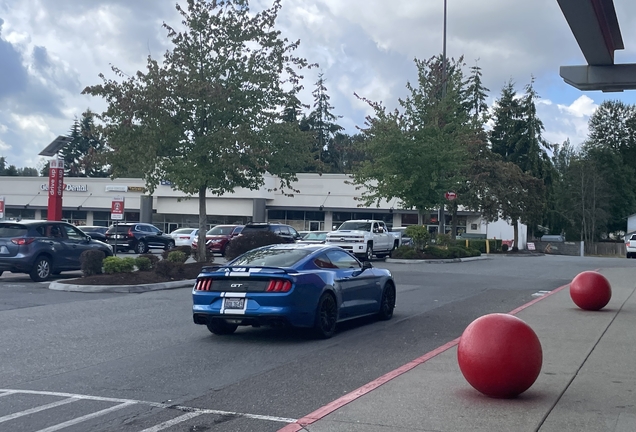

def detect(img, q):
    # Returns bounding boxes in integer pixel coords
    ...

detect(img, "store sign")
[105,185,128,192]
[127,186,146,192]
[41,183,88,192]
[0,196,5,219]
[111,196,125,221]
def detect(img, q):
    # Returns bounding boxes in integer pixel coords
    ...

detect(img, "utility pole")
[438,0,448,237]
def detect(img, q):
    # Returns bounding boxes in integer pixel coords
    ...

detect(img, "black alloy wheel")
[207,320,238,335]
[30,256,52,282]
[135,241,147,254]
[165,240,175,251]
[314,293,338,339]
[378,283,396,321]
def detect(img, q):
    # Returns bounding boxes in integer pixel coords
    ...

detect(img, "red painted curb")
[278,281,572,432]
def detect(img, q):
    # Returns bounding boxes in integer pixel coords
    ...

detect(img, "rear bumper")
[0,256,35,273]
[192,294,315,328]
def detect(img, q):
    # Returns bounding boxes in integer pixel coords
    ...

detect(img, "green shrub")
[155,260,184,278]
[191,248,215,263]
[103,257,122,274]
[424,246,452,259]
[80,250,105,276]
[435,233,453,247]
[167,250,187,264]
[139,253,160,268]
[135,257,152,271]
[391,245,424,259]
[454,239,502,253]
[103,256,135,274]
[224,231,284,261]
[162,246,191,260]
[404,225,430,249]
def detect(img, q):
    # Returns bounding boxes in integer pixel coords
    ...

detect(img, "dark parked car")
[105,223,175,254]
[78,225,109,242]
[192,244,396,338]
[191,225,243,256]
[239,222,302,243]
[0,220,113,281]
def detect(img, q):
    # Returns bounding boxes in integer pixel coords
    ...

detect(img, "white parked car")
[170,228,198,247]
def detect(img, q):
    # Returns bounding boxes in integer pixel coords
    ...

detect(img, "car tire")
[30,256,52,282]
[377,283,396,321]
[165,240,175,251]
[365,243,374,261]
[135,241,148,254]
[313,293,338,339]
[207,320,238,335]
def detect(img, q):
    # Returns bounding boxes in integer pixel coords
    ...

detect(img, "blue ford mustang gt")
[192,244,396,338]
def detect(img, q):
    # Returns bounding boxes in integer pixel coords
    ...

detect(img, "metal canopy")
[39,136,73,157]
[557,0,636,92]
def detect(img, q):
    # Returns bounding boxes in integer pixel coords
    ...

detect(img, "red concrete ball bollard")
[457,313,542,399]
[569,271,612,311]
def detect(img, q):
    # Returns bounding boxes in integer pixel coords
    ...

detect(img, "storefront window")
[401,213,418,225]
[62,210,87,226]
[3,208,36,221]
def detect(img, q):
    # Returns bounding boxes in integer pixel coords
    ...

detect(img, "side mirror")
[362,261,373,270]
[85,235,92,242]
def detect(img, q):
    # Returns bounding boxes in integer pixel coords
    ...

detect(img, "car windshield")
[107,225,134,233]
[207,226,235,235]
[231,248,312,267]
[303,232,327,240]
[173,228,195,234]
[0,224,28,237]
[338,222,371,231]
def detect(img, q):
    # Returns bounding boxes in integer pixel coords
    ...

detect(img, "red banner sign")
[47,159,64,221]
[445,191,457,201]
[0,196,5,219]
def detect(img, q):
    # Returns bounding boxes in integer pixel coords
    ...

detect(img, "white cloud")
[557,95,598,118]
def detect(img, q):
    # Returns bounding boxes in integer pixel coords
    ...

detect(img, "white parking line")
[138,411,204,432]
[0,398,78,423]
[0,389,297,427]
[34,402,135,432]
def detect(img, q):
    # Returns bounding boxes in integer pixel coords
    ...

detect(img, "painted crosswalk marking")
[0,389,297,430]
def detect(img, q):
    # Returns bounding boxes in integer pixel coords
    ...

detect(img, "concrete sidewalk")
[282,268,636,431]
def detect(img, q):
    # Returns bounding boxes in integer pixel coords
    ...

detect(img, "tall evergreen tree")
[59,109,110,177]
[306,73,343,167]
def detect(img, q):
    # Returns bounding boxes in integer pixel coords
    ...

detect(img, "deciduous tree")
[84,0,314,261]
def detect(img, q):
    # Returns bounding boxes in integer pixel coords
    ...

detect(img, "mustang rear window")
[0,224,28,237]
[232,249,312,267]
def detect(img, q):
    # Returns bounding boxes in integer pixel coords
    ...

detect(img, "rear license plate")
[0,246,8,254]
[224,297,245,310]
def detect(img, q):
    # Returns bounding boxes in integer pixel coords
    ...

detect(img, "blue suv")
[0,220,113,281]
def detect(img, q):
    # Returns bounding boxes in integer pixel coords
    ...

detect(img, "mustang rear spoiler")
[200,266,294,275]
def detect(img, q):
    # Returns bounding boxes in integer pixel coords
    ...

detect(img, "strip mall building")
[0,173,525,245]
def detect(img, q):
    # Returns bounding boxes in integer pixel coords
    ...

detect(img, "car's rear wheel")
[378,283,396,321]
[30,256,51,282]
[165,240,175,251]
[135,241,148,254]
[207,320,238,335]
[313,293,338,339]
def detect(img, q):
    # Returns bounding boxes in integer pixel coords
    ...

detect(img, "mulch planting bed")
[65,262,213,285]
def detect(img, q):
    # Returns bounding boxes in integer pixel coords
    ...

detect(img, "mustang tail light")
[195,278,213,291]
[11,237,35,246]
[266,279,292,292]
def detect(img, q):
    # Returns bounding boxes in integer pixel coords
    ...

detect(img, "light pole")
[438,0,448,236]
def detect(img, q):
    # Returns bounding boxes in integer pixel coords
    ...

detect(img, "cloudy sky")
[1,0,636,170]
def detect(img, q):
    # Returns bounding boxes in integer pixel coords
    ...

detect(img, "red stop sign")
[445,192,457,201]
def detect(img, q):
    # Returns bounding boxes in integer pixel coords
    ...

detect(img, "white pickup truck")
[325,220,399,261]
